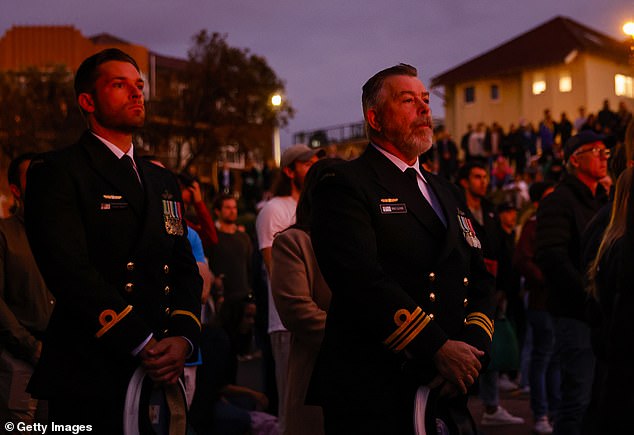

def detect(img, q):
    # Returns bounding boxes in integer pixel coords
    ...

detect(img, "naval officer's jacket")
[24,131,202,401]
[309,144,495,433]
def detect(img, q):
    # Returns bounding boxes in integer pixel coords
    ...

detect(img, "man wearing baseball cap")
[279,144,325,170]
[255,143,324,432]
[535,130,610,434]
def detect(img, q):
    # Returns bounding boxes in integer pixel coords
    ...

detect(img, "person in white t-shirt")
[255,144,324,432]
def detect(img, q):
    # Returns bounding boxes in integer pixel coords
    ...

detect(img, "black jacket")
[25,132,202,414]
[309,145,495,433]
[535,174,607,320]
[585,236,634,433]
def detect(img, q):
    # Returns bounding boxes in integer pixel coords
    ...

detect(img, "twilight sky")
[1,0,632,148]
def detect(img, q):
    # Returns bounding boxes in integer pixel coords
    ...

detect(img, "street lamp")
[624,21,634,65]
[271,93,283,167]
[271,94,282,107]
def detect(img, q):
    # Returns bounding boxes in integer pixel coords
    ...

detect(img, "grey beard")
[398,131,432,161]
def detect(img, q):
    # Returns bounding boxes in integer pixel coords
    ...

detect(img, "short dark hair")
[8,152,37,187]
[528,181,555,203]
[293,158,345,232]
[74,48,140,98]
[177,171,198,188]
[362,64,417,138]
[457,161,487,182]
[212,193,237,212]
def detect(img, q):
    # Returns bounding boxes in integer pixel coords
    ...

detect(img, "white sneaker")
[533,416,553,434]
[481,406,525,426]
[498,374,519,391]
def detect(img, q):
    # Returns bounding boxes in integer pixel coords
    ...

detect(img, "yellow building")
[431,16,634,139]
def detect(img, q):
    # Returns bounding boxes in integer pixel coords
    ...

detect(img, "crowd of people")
[1,47,634,435]
[423,100,633,435]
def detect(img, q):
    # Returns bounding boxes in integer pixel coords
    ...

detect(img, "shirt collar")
[371,143,427,182]
[92,132,135,161]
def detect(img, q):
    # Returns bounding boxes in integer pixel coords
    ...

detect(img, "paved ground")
[469,389,536,435]
[238,356,537,434]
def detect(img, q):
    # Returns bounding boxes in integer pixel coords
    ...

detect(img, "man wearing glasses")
[535,130,611,435]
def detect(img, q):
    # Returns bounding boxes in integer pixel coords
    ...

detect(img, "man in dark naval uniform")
[310,64,495,434]
[24,49,202,433]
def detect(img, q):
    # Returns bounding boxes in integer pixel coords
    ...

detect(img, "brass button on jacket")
[163,264,170,274]
[126,262,135,271]
[164,286,171,296]
[125,283,134,293]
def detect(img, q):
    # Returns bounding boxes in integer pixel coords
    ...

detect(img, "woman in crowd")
[585,167,634,434]
[270,159,342,435]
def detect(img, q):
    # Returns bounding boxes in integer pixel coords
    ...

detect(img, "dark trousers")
[49,394,124,435]
[552,317,594,435]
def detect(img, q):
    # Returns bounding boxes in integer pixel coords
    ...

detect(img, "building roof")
[431,16,630,87]
[152,52,188,71]
[89,33,133,46]
[89,33,188,71]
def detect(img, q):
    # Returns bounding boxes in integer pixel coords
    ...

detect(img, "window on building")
[615,74,633,98]
[465,86,475,103]
[490,84,499,101]
[532,73,546,95]
[559,73,572,93]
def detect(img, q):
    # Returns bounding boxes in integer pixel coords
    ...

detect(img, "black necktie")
[120,155,140,183]
[119,155,144,204]
[404,168,447,229]
[404,168,419,188]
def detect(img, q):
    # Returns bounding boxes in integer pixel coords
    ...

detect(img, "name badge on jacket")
[162,199,184,235]
[380,203,407,214]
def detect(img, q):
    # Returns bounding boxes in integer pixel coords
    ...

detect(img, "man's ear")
[282,165,295,179]
[9,184,21,201]
[568,154,579,169]
[78,93,95,114]
[367,108,381,133]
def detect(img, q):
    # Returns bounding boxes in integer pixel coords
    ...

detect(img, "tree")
[0,66,84,160]
[146,31,294,170]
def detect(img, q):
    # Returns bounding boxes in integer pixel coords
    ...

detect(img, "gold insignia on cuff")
[380,198,398,203]
[95,305,133,338]
[171,310,202,330]
[383,307,431,353]
[465,312,494,340]
[103,194,123,200]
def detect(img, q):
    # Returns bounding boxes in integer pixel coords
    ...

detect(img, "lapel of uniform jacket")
[424,172,461,264]
[133,158,168,256]
[81,131,145,218]
[363,145,446,238]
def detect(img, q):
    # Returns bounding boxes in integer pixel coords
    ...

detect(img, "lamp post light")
[271,93,282,167]
[624,21,634,65]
